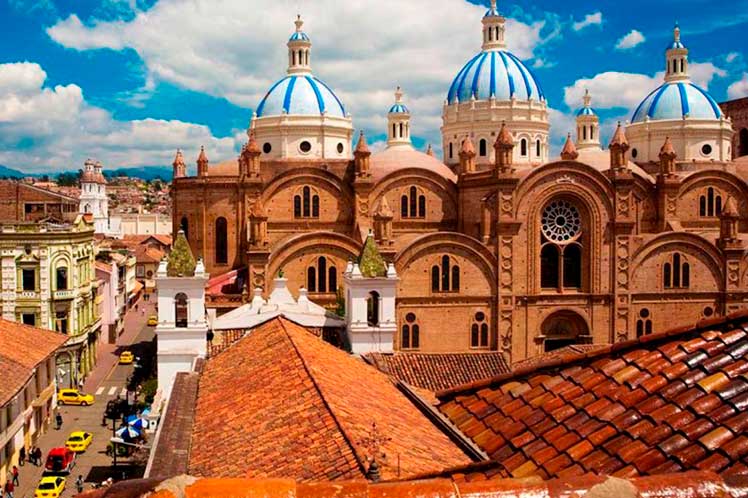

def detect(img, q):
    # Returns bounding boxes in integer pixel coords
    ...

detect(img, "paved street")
[14,298,156,498]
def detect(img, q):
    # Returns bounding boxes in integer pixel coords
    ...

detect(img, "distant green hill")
[0,164,27,178]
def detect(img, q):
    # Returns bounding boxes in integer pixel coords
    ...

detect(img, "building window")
[180,217,189,240]
[520,138,527,156]
[479,139,487,157]
[540,200,584,291]
[136,265,145,278]
[401,312,420,350]
[431,255,460,292]
[367,291,380,326]
[636,308,652,338]
[55,311,68,334]
[22,313,35,326]
[701,144,713,156]
[22,268,35,291]
[337,142,344,154]
[175,293,188,327]
[663,253,690,289]
[699,187,722,217]
[294,186,320,219]
[536,139,541,157]
[56,267,68,290]
[263,143,272,154]
[400,186,426,219]
[470,311,489,348]
[740,128,748,157]
[215,217,228,264]
[449,143,453,159]
[307,257,337,293]
[631,148,638,159]
[299,140,312,154]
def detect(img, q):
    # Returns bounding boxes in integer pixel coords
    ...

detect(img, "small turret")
[481,0,506,51]
[561,133,579,161]
[459,136,477,173]
[373,196,393,245]
[609,122,630,170]
[386,87,412,149]
[575,89,600,150]
[197,146,209,177]
[241,130,261,177]
[172,149,186,179]
[354,131,371,177]
[658,137,676,176]
[287,15,312,75]
[494,122,514,173]
[664,22,689,83]
[719,197,739,245]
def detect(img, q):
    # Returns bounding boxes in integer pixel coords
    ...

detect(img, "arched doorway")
[540,311,590,352]
[740,128,748,157]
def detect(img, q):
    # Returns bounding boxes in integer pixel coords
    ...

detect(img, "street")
[14,298,156,498]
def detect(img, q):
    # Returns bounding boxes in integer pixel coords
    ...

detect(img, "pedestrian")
[34,447,42,466]
[135,303,138,311]
[76,475,84,494]
[11,466,18,486]
[4,479,14,498]
[78,378,84,391]
[141,307,145,316]
[18,447,24,467]
[55,412,63,430]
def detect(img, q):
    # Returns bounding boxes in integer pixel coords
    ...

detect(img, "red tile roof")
[364,352,509,392]
[76,471,748,498]
[436,310,748,480]
[512,344,609,370]
[189,317,470,481]
[134,245,165,264]
[0,319,67,405]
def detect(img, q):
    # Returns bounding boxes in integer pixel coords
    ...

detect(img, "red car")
[44,447,76,474]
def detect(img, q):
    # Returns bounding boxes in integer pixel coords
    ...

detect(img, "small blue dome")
[447,50,545,104]
[631,81,722,123]
[484,6,500,17]
[389,103,409,114]
[256,75,346,118]
[576,106,596,117]
[667,40,686,50]
[289,31,310,42]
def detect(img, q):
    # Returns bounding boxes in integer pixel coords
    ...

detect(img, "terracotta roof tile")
[435,312,748,479]
[190,318,469,482]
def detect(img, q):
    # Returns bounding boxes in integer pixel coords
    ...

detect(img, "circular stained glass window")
[542,200,581,243]
[299,141,312,153]
[405,313,416,323]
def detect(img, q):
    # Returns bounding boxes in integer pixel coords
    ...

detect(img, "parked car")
[44,447,76,474]
[57,388,95,406]
[65,431,93,452]
[119,351,134,364]
[34,475,66,497]
[147,315,158,326]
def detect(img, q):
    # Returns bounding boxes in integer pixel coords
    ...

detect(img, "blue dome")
[631,81,722,123]
[256,75,346,118]
[447,50,545,104]
[667,40,685,50]
[289,31,310,42]
[576,106,596,117]
[389,103,409,114]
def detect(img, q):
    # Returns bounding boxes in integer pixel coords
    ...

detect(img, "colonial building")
[0,180,78,222]
[171,6,748,363]
[720,96,748,159]
[0,215,101,387]
[79,159,123,238]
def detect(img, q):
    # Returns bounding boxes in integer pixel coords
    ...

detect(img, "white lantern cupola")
[287,15,312,75]
[386,86,412,150]
[481,0,506,51]
[575,90,600,150]
[665,22,689,83]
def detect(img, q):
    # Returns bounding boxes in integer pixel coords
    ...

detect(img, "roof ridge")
[436,308,748,401]
[277,317,368,477]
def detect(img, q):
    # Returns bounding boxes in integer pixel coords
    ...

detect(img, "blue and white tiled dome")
[389,102,409,114]
[576,106,596,117]
[631,82,722,123]
[447,50,545,104]
[289,31,310,42]
[256,75,346,118]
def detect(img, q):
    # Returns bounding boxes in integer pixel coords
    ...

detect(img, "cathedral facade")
[171,3,748,362]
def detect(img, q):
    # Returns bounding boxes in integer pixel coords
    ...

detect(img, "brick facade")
[0,181,79,222]
[720,97,748,159]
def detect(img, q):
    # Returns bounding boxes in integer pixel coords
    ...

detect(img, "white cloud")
[46,0,553,150]
[615,30,645,50]
[726,52,740,63]
[0,62,236,173]
[728,73,748,99]
[573,12,602,32]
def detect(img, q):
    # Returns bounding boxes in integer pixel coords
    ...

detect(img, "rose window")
[541,201,581,242]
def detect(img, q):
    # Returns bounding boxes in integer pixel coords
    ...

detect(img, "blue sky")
[0,0,747,174]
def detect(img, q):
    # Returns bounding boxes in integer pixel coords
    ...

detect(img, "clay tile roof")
[610,121,629,147]
[660,136,676,156]
[74,471,747,498]
[189,317,470,481]
[495,122,514,147]
[435,310,748,480]
[460,136,475,155]
[0,320,67,406]
[364,352,509,392]
[512,343,609,370]
[246,130,261,154]
[723,197,739,217]
[560,133,579,160]
[355,130,370,154]
[134,245,165,264]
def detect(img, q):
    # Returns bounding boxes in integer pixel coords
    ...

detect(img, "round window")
[701,144,713,156]
[405,313,416,323]
[631,148,638,158]
[639,308,650,318]
[475,311,485,322]
[299,141,312,153]
[541,200,582,243]
[337,143,344,154]
[262,142,272,154]
[703,306,714,317]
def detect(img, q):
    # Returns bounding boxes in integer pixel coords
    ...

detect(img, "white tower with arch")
[575,90,601,151]
[78,159,122,237]
[387,87,412,149]
[343,234,398,354]
[155,232,209,398]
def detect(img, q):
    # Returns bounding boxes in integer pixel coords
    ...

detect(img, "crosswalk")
[95,386,128,397]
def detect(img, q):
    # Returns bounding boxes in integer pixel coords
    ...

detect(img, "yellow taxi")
[147,315,158,326]
[57,388,95,406]
[34,476,65,498]
[65,431,93,452]
[119,351,134,364]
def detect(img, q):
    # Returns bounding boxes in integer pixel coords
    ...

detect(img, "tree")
[56,171,80,186]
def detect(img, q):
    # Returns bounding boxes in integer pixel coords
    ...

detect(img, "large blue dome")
[447,50,545,104]
[256,75,346,118]
[631,81,722,123]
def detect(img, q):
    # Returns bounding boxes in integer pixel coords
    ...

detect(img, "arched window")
[294,195,302,218]
[664,253,690,289]
[673,253,681,288]
[401,187,425,219]
[700,187,724,217]
[294,186,320,219]
[470,311,489,348]
[317,256,327,293]
[180,216,189,240]
[175,293,188,328]
[540,245,559,289]
[393,124,397,138]
[449,143,453,159]
[215,217,228,264]
[699,196,707,217]
[431,256,460,292]
[307,257,337,293]
[312,195,320,218]
[367,291,380,326]
[636,309,652,338]
[739,128,748,157]
[303,186,311,217]
[663,263,672,289]
[307,267,317,292]
[56,267,68,290]
[401,312,420,350]
[409,186,417,217]
[418,195,426,217]
[399,122,403,138]
[540,200,584,291]
[562,244,582,288]
[401,196,408,217]
[583,127,587,140]
[329,267,337,293]
[479,139,487,157]
[520,138,527,156]
[536,139,541,157]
